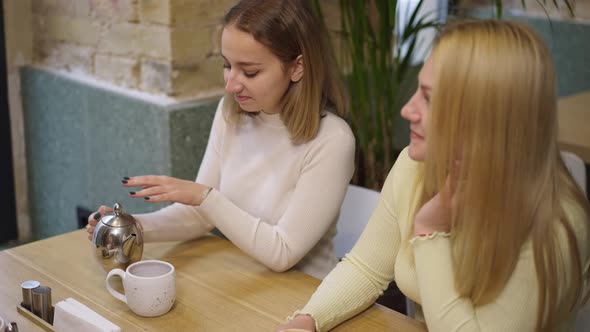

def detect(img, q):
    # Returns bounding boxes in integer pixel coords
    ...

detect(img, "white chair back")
[334,184,380,259]
[335,185,418,318]
[560,151,589,331]
[561,151,587,196]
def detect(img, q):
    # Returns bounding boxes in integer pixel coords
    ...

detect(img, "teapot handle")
[106,269,127,303]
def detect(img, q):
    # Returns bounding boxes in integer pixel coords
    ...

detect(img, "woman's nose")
[401,102,420,122]
[225,72,242,93]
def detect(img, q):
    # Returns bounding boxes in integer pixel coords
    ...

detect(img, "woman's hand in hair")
[413,166,461,236]
[122,175,212,206]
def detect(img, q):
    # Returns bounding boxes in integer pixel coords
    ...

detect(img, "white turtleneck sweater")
[134,99,355,279]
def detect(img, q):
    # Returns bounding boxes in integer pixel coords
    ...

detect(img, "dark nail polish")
[122,180,128,184]
[124,176,130,180]
[129,191,136,195]
[93,212,101,220]
[144,197,150,200]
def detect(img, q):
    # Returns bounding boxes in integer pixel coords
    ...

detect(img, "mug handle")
[106,268,127,303]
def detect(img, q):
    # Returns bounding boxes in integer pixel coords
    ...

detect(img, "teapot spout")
[121,233,137,258]
[114,233,137,264]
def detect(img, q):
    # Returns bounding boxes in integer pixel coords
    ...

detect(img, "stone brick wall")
[26,0,590,98]
[30,0,350,99]
[32,0,236,98]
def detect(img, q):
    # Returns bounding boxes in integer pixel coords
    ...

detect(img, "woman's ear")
[290,55,304,82]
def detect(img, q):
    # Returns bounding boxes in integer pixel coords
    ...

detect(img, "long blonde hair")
[222,0,348,144]
[420,20,590,329]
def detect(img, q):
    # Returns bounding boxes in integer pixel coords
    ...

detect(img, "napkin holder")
[16,302,55,332]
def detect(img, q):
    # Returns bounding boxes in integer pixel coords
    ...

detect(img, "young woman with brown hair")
[86,0,355,280]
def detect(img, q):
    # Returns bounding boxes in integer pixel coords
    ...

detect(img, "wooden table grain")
[0,230,426,331]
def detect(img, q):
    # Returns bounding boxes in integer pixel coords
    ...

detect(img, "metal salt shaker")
[20,280,40,311]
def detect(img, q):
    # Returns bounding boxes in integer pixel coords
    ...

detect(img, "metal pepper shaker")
[31,286,53,324]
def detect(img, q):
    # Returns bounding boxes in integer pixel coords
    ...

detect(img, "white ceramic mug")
[106,260,176,317]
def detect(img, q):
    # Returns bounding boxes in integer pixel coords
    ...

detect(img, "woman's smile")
[410,130,424,141]
[235,95,252,103]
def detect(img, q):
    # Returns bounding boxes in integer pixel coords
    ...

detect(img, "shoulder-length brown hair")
[222,0,348,144]
[420,19,590,330]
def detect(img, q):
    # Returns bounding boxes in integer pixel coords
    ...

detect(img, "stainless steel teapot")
[92,203,144,271]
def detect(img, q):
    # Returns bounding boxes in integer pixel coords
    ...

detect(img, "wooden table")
[558,90,590,164]
[0,230,426,331]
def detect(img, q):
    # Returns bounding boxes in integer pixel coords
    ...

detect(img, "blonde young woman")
[86,0,355,280]
[279,20,590,331]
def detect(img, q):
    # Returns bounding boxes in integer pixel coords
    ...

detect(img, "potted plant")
[313,0,439,189]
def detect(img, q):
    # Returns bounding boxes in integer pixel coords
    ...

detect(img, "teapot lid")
[101,203,135,227]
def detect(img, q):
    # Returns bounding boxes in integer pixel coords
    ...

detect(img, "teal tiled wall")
[511,16,590,96]
[467,10,590,97]
[21,66,219,239]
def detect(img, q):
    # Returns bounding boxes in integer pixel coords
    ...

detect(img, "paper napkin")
[53,297,120,332]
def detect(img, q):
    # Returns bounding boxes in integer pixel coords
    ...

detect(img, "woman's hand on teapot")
[122,175,211,206]
[86,205,113,240]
